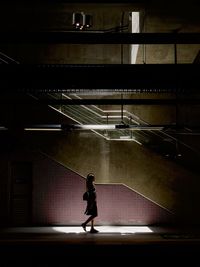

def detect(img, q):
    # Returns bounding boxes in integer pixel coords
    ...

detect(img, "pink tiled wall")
[32,153,174,225]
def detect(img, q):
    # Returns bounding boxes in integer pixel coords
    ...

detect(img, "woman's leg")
[82,215,95,231]
[84,215,95,226]
[91,219,94,229]
[90,218,99,233]
[90,221,98,233]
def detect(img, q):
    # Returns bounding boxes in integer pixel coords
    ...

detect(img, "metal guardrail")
[0,51,19,64]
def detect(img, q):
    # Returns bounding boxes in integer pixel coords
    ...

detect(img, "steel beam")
[0,32,200,44]
[37,98,200,105]
[0,64,199,92]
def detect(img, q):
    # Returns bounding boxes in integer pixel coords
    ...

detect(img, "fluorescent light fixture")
[24,124,62,131]
[0,126,8,130]
[24,128,62,131]
[74,124,116,130]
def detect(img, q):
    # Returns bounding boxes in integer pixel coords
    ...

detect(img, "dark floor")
[0,225,200,266]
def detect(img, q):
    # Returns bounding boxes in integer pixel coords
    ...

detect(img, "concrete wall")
[0,94,200,225]
[0,154,10,225]
[32,152,173,225]
[0,143,173,226]
[21,129,200,224]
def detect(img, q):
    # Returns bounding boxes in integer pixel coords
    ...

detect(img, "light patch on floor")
[53,226,153,234]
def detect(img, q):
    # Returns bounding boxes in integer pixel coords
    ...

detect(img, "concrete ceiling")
[0,1,199,64]
[0,0,200,171]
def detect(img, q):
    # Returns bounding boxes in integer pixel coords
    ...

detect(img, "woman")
[81,173,99,233]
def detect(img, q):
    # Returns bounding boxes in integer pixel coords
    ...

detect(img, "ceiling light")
[24,128,62,131]
[72,124,116,130]
[0,126,7,130]
[72,12,85,29]
[24,124,62,131]
[85,14,92,28]
[72,12,92,30]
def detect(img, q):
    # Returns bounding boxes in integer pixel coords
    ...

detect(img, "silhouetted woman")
[82,173,99,233]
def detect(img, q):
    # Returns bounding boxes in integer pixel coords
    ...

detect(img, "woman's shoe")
[90,228,99,233]
[81,223,87,232]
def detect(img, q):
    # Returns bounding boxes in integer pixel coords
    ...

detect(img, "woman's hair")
[86,173,95,190]
[87,173,95,182]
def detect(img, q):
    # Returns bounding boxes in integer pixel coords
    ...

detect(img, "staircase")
[40,92,177,151]
[39,91,200,168]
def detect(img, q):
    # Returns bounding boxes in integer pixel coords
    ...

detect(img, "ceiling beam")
[0,32,200,44]
[0,64,199,92]
[37,98,200,105]
[1,97,200,105]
